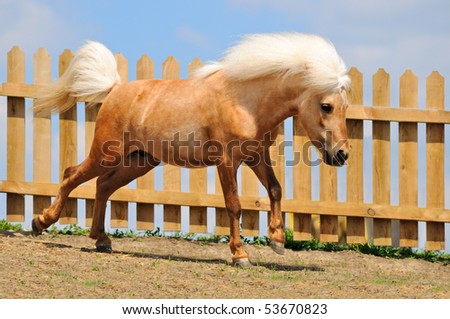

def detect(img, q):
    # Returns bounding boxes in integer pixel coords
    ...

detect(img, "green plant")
[194,234,226,243]
[48,224,90,236]
[0,220,23,231]
[110,229,137,238]
[144,227,163,237]
[284,233,450,265]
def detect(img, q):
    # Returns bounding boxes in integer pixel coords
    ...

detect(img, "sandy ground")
[1,230,449,299]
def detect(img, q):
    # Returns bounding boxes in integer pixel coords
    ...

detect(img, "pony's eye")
[321,103,333,114]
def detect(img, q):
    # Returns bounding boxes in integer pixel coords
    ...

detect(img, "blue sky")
[0,0,449,248]
[1,0,450,83]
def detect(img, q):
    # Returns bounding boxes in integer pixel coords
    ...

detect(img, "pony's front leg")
[246,151,285,255]
[217,161,251,267]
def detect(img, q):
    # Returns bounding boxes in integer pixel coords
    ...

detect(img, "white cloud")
[0,1,77,52]
[0,0,93,82]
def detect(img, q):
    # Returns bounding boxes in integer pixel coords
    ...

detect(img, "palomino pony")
[32,33,350,266]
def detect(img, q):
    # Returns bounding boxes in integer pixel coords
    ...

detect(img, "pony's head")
[298,86,350,166]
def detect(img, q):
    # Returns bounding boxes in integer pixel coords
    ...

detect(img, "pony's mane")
[195,32,350,93]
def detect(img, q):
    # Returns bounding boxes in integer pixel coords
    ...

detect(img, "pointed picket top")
[188,57,203,79]
[34,48,51,84]
[426,71,444,110]
[115,53,128,82]
[7,46,25,83]
[347,67,363,105]
[136,54,154,80]
[372,68,390,107]
[59,49,74,77]
[399,70,418,108]
[162,56,180,80]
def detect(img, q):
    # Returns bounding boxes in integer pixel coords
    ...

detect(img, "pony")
[32,32,351,267]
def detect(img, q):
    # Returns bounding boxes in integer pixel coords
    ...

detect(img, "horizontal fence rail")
[0,46,449,251]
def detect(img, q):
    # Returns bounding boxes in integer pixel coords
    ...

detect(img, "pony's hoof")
[31,218,43,235]
[96,243,112,253]
[232,258,252,268]
[270,240,285,255]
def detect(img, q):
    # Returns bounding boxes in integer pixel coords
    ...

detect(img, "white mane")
[195,32,350,93]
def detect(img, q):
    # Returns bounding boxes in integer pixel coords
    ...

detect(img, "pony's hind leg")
[89,152,158,252]
[32,158,103,233]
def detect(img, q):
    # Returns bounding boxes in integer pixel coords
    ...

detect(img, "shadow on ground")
[41,241,324,272]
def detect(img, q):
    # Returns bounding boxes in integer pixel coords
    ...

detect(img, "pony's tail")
[34,41,121,115]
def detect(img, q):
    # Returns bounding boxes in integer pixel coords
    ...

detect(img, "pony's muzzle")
[324,149,348,166]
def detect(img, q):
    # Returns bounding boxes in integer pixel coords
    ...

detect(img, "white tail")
[34,41,121,115]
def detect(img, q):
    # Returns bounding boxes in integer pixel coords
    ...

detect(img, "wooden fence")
[0,46,449,250]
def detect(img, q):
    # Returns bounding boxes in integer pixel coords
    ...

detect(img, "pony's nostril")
[337,150,348,161]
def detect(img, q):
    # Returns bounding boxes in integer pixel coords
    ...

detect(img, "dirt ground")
[1,230,449,299]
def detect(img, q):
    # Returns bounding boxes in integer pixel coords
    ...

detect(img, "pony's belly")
[150,137,219,168]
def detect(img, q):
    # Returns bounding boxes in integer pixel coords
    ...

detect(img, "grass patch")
[84,280,98,287]
[0,220,23,231]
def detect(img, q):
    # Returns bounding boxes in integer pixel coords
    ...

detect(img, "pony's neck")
[229,76,301,136]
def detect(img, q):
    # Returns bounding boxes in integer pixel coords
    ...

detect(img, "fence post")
[162,56,182,232]
[372,68,392,245]
[135,54,155,230]
[346,67,366,243]
[6,46,25,222]
[399,70,419,247]
[426,71,445,250]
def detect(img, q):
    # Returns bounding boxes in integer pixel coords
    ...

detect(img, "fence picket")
[188,58,208,233]
[319,163,338,242]
[110,53,129,228]
[215,169,229,235]
[372,68,392,245]
[84,103,100,227]
[241,163,260,236]
[425,71,445,250]
[292,117,312,240]
[346,67,365,243]
[6,46,25,222]
[399,70,419,247]
[58,49,77,225]
[32,48,52,218]
[162,56,182,232]
[136,55,155,230]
